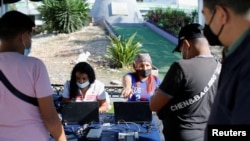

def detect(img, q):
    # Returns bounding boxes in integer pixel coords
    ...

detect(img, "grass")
[107,102,114,113]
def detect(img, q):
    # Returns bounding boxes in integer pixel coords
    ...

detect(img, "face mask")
[22,34,32,56]
[180,44,183,57]
[136,69,151,78]
[24,47,31,56]
[203,24,222,46]
[184,49,189,59]
[203,10,224,46]
[76,81,90,89]
[180,44,188,59]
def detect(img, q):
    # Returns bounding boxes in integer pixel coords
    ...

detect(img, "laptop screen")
[60,101,99,125]
[114,101,152,124]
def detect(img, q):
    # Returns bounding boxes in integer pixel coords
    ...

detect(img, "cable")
[123,122,141,133]
[117,120,141,133]
[117,120,130,130]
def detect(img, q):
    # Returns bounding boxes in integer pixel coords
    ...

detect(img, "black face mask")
[203,9,225,46]
[203,24,222,46]
[136,69,151,78]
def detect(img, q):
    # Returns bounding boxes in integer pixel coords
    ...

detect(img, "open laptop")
[114,101,152,124]
[60,101,99,125]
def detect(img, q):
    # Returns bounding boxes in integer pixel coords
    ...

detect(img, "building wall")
[90,0,144,24]
[89,0,198,23]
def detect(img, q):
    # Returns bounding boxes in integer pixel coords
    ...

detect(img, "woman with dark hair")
[121,53,161,101]
[62,62,109,113]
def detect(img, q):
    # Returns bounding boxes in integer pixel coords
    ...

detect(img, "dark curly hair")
[69,62,96,99]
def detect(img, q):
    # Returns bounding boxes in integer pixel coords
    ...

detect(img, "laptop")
[114,101,152,124]
[60,101,99,125]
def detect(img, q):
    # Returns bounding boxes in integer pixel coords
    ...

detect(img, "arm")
[121,74,133,98]
[61,81,71,102]
[150,63,183,111]
[96,81,110,113]
[98,99,109,113]
[150,89,171,111]
[38,96,66,141]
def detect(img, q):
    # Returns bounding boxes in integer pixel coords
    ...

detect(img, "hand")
[99,106,107,113]
[121,87,133,98]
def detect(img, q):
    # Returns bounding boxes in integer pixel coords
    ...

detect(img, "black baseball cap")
[173,23,205,52]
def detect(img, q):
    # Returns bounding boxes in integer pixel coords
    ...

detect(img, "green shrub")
[38,0,90,33]
[8,4,17,11]
[106,32,142,68]
[145,7,198,37]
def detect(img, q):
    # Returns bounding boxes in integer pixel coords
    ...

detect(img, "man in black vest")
[150,23,221,141]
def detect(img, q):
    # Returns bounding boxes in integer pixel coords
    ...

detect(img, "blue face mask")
[22,34,32,56]
[76,81,90,89]
[24,47,31,56]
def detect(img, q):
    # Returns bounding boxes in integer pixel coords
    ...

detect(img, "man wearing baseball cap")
[150,23,221,141]
[173,23,206,52]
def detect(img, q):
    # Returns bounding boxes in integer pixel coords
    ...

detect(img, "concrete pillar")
[0,4,8,17]
[198,0,204,25]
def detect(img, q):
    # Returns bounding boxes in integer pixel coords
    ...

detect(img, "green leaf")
[38,0,90,33]
[107,32,142,68]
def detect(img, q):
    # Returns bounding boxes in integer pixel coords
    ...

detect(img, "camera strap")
[0,70,38,106]
[169,62,221,112]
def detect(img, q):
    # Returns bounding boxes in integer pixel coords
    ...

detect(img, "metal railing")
[51,84,123,98]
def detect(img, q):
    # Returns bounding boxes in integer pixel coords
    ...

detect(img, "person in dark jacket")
[202,0,250,140]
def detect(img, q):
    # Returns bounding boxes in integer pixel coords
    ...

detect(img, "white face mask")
[181,44,188,59]
[24,47,31,56]
[180,45,184,58]
[22,34,32,56]
[76,81,90,89]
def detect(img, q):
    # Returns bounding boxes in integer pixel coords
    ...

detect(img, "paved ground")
[31,25,127,87]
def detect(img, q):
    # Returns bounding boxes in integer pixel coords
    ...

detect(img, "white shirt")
[62,80,106,101]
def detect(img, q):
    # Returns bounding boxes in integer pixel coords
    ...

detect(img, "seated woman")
[121,53,161,101]
[62,62,109,113]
